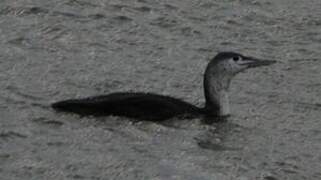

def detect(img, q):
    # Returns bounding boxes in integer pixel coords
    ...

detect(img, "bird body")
[52,52,276,121]
[52,92,202,121]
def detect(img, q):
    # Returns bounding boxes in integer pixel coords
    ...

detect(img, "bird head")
[204,52,276,117]
[211,52,276,75]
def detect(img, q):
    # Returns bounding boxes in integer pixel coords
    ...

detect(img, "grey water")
[0,0,321,179]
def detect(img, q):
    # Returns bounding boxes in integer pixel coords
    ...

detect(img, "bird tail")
[52,94,115,116]
[51,99,99,115]
[52,99,83,111]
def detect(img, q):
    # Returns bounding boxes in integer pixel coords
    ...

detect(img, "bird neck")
[203,64,232,117]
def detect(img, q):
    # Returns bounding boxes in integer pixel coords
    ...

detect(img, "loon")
[52,52,276,121]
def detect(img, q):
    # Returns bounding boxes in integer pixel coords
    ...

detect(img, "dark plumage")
[52,52,276,121]
[52,92,202,121]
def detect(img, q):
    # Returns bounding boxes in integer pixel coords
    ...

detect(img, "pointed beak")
[243,56,276,68]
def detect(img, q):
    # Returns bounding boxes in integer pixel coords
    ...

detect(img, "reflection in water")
[196,121,246,151]
[197,139,242,151]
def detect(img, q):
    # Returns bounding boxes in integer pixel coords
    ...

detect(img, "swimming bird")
[52,52,276,121]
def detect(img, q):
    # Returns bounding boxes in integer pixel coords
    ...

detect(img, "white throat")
[217,90,230,116]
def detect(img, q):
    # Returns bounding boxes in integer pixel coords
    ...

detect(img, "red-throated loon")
[52,52,276,121]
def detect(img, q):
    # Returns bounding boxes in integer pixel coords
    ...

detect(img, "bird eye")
[233,56,240,61]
